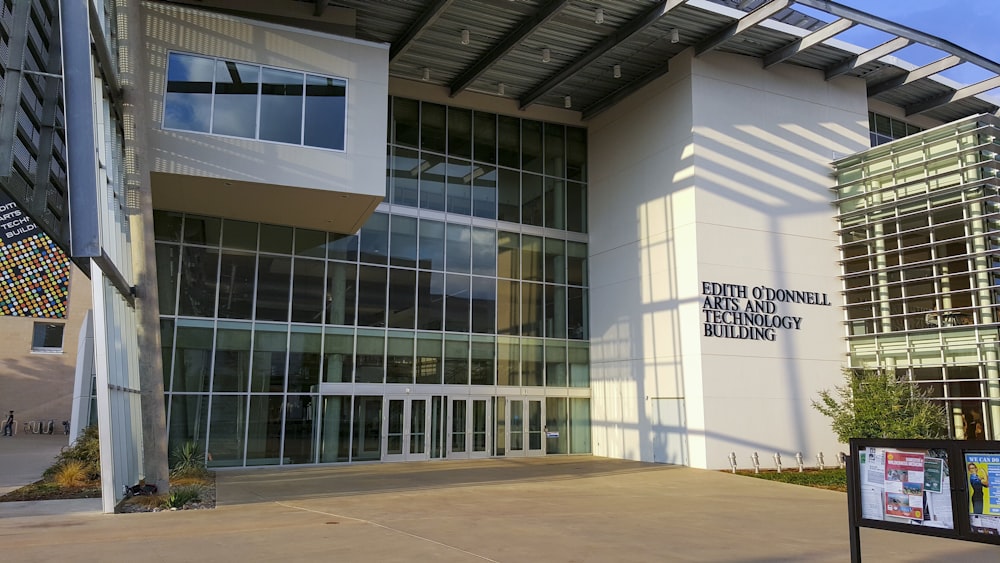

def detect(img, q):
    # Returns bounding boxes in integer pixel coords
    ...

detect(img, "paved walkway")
[0,433,70,495]
[1,455,999,561]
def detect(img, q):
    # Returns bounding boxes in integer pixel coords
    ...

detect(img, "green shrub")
[169,441,208,478]
[43,425,101,482]
[162,486,202,509]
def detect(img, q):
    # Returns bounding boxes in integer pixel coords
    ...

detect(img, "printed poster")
[966,454,1000,517]
[858,447,953,529]
[884,451,926,520]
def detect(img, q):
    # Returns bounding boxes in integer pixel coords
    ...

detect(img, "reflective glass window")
[497,336,519,386]
[392,98,419,148]
[355,329,385,383]
[446,158,474,215]
[283,395,315,464]
[294,229,326,258]
[359,213,389,264]
[291,258,325,324]
[164,52,214,133]
[421,103,446,153]
[448,107,472,159]
[445,273,471,333]
[497,115,520,169]
[522,173,544,227]
[389,147,420,207]
[178,246,219,318]
[418,219,445,271]
[323,327,353,383]
[303,74,346,150]
[545,343,567,387]
[259,67,303,144]
[172,320,214,393]
[169,394,209,462]
[444,334,469,384]
[287,326,321,392]
[470,336,495,385]
[497,168,520,223]
[417,271,444,330]
[250,324,288,392]
[472,165,497,219]
[497,279,519,335]
[389,215,418,267]
[387,268,416,329]
[471,277,496,334]
[522,120,543,174]
[415,333,442,384]
[446,223,471,274]
[206,395,244,467]
[212,60,259,139]
[255,255,291,322]
[245,395,283,465]
[222,219,258,251]
[521,282,544,337]
[212,322,251,392]
[386,331,414,384]
[473,111,496,165]
[471,227,496,277]
[357,265,387,327]
[326,261,357,326]
[544,123,565,177]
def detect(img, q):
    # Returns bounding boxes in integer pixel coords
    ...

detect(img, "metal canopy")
[159,0,1000,122]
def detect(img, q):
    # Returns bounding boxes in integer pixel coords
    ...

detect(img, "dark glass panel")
[472,165,497,219]
[250,324,288,392]
[386,331,414,384]
[445,273,471,333]
[417,270,444,330]
[212,60,259,139]
[287,326,321,392]
[521,235,543,281]
[155,243,179,316]
[522,338,543,386]
[355,329,385,383]
[294,229,326,258]
[255,255,291,322]
[497,115,520,169]
[545,342,567,387]
[446,158,474,215]
[168,394,210,463]
[497,231,519,280]
[183,215,221,245]
[323,327,353,383]
[448,107,472,159]
[392,97,420,148]
[545,284,567,338]
[566,126,587,181]
[259,67,303,144]
[497,168,520,223]
[521,282,544,337]
[419,152,446,211]
[446,223,471,274]
[163,52,214,133]
[421,102,446,154]
[222,219,258,251]
[161,319,174,389]
[544,123,565,177]
[544,178,565,230]
[389,215,418,267]
[259,224,293,254]
[415,333,442,384]
[211,322,252,392]
[470,336,495,385]
[359,212,389,264]
[497,336,519,386]
[418,219,445,271]
[444,334,469,385]
[567,241,587,286]
[387,268,416,329]
[303,74,346,150]
[356,265,387,327]
[218,251,255,320]
[245,395,284,466]
[389,146,420,207]
[568,343,589,388]
[283,395,315,464]
[471,276,496,334]
[206,395,245,467]
[566,181,587,233]
[153,210,183,242]
[544,239,565,284]
[546,397,568,453]
[522,173,543,227]
[568,287,588,339]
[496,279,519,335]
[327,232,358,261]
[471,227,496,277]
[172,320,213,393]
[325,261,357,326]
[178,246,219,317]
[473,111,496,165]
[522,120,543,174]
[352,396,382,461]
[319,395,351,462]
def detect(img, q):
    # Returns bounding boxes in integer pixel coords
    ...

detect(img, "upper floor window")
[31,322,64,353]
[163,52,347,151]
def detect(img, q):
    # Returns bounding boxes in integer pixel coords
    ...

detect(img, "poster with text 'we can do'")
[966,453,1000,536]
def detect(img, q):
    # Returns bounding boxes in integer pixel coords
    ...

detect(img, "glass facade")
[157,98,591,466]
[834,116,1000,439]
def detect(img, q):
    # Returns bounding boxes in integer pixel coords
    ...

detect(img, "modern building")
[1,0,998,510]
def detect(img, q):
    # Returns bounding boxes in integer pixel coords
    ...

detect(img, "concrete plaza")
[1,440,999,561]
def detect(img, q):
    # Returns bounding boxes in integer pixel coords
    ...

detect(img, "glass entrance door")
[383,396,430,461]
[447,397,491,459]
[504,397,544,457]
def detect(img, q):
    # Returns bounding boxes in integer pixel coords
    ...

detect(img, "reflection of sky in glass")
[163,53,347,150]
[260,68,304,144]
[164,53,214,132]
[304,75,346,150]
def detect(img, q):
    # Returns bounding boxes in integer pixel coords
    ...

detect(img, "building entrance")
[446,397,491,459]
[383,396,430,461]
[499,397,545,457]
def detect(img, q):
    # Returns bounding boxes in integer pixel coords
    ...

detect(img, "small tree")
[813,369,948,442]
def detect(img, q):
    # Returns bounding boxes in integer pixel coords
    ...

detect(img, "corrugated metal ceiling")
[157,0,1000,122]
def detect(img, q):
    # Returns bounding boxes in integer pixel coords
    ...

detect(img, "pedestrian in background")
[2,410,13,436]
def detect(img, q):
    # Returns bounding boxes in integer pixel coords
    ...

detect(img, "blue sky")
[794,0,999,95]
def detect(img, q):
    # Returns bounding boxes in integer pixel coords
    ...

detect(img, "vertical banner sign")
[0,191,70,317]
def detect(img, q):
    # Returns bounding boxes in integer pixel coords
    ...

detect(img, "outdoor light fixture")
[613,63,621,78]
[542,48,551,62]
[595,7,604,24]
[461,29,470,45]
[497,82,505,95]
[422,67,430,81]
[670,28,680,43]
[564,95,571,108]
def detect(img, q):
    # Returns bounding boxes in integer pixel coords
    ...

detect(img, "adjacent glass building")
[834,115,1000,439]
[155,97,593,466]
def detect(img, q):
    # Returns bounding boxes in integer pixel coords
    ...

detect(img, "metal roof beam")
[582,61,670,120]
[905,75,1000,116]
[866,55,961,97]
[762,18,852,68]
[389,0,456,63]
[449,0,570,97]
[519,0,687,110]
[695,0,789,56]
[795,0,1000,75]
[824,36,911,80]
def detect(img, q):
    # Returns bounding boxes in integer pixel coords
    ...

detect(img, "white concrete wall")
[588,49,870,469]
[141,2,387,232]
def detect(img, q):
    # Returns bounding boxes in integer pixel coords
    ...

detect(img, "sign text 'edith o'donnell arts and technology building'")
[701,281,832,342]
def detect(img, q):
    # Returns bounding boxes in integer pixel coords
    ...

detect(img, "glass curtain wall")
[157,97,591,466]
[834,115,1000,439]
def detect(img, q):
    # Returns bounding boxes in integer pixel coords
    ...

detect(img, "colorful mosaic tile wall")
[0,193,70,318]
